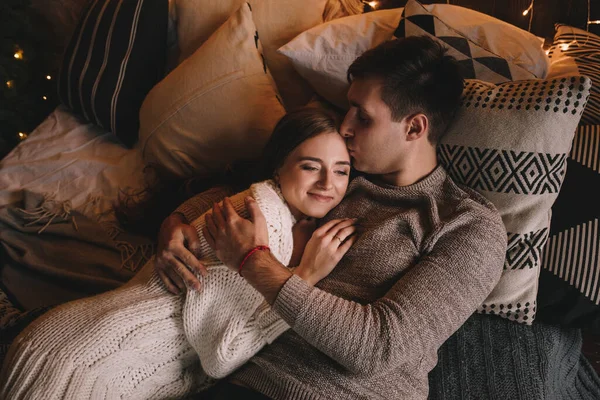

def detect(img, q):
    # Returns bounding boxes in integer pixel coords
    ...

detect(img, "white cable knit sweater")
[0,181,294,400]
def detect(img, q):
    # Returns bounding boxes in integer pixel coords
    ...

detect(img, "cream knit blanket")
[0,181,294,400]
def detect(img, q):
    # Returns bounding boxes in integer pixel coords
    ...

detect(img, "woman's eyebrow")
[298,157,351,166]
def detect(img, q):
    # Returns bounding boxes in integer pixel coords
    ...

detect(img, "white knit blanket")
[0,181,294,400]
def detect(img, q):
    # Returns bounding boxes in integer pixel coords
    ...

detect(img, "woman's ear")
[406,113,428,141]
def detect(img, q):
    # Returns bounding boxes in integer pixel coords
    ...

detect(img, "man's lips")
[308,193,334,202]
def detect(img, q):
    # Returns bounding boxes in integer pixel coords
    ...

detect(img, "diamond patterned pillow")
[547,25,600,125]
[438,76,592,324]
[396,0,537,84]
[537,124,600,329]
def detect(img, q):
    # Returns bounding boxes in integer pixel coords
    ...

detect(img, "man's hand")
[155,213,207,294]
[203,196,269,271]
[294,219,357,286]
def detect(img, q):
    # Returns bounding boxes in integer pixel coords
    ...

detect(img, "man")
[156,36,507,399]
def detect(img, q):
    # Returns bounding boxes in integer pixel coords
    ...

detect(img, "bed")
[1,0,600,398]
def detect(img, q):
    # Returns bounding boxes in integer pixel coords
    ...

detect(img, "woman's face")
[277,131,351,220]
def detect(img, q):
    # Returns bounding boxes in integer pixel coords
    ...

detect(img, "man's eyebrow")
[349,101,369,114]
[298,157,351,166]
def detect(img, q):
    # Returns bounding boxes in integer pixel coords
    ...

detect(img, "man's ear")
[405,113,428,141]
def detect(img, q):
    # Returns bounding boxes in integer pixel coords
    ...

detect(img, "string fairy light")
[13,49,23,60]
[588,0,599,30]
[6,80,13,88]
[42,96,47,100]
[522,0,535,32]
[46,75,52,80]
[18,132,28,140]
[366,1,378,9]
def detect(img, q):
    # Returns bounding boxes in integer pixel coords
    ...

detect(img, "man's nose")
[340,114,353,138]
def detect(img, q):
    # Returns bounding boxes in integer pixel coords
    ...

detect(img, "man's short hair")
[347,36,464,144]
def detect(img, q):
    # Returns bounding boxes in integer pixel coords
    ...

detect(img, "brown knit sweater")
[179,166,507,399]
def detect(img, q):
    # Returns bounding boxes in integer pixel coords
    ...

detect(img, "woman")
[0,107,356,400]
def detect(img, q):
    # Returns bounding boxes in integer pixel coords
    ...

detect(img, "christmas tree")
[1,0,59,159]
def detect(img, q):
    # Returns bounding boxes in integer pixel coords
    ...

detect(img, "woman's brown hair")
[115,106,341,238]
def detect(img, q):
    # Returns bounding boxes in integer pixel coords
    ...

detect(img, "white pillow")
[138,3,286,179]
[175,0,346,110]
[280,5,550,109]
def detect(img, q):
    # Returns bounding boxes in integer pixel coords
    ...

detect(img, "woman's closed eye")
[301,164,319,171]
[335,169,350,176]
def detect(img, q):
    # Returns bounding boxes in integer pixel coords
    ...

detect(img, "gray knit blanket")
[429,313,600,400]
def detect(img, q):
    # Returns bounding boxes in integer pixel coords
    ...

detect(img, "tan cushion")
[138,3,286,179]
[175,0,332,109]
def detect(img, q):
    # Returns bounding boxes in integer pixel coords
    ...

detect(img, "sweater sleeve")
[272,207,507,376]
[174,186,234,223]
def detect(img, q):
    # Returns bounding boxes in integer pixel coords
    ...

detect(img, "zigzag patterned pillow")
[395,0,537,84]
[547,25,600,125]
[438,76,592,324]
[537,124,600,328]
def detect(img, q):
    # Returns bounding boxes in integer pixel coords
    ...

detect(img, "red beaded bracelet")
[238,245,270,276]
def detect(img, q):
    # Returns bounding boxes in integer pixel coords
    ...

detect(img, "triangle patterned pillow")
[396,0,537,83]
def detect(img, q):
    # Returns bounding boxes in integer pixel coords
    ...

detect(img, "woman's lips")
[308,193,334,202]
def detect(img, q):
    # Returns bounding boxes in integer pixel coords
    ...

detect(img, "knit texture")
[428,313,600,400]
[232,166,508,399]
[0,181,294,400]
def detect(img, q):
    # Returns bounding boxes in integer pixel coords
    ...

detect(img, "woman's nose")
[318,170,334,189]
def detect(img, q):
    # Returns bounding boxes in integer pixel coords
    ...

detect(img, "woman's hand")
[155,213,207,294]
[288,217,318,268]
[294,218,358,286]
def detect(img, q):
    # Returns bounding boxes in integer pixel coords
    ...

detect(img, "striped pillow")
[58,0,168,147]
[537,124,600,328]
[547,25,600,125]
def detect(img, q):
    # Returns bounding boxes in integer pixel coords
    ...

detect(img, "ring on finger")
[333,235,343,243]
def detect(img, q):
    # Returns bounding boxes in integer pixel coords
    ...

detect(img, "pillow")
[174,0,362,110]
[58,0,168,148]
[547,25,600,125]
[138,3,286,179]
[280,3,548,109]
[536,124,600,331]
[438,76,592,324]
[396,0,538,84]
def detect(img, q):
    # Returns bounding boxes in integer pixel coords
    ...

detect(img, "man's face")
[340,77,410,176]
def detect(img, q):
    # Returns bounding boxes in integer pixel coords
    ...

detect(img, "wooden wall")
[372,0,600,42]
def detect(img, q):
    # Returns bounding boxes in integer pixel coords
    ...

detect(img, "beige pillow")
[175,0,332,109]
[439,76,592,324]
[138,3,286,179]
[280,4,549,109]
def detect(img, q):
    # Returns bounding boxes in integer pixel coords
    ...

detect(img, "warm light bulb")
[18,132,28,140]
[6,80,13,88]
[46,75,52,80]
[42,96,47,100]
[13,50,23,60]
[522,9,529,16]
[367,1,378,9]
[590,20,600,25]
